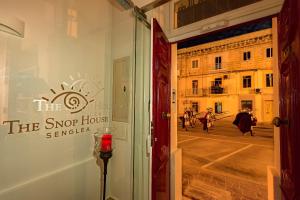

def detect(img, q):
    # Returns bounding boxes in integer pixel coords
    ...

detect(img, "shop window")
[192,102,199,112]
[266,73,273,87]
[215,56,222,69]
[243,76,251,88]
[266,48,273,58]
[192,60,198,68]
[243,51,251,61]
[241,100,253,110]
[192,80,198,94]
[215,102,222,113]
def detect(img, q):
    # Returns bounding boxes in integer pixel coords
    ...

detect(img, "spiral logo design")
[64,93,81,110]
[47,91,89,114]
[41,76,102,114]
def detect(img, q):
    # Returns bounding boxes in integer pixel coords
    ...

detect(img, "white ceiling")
[133,0,155,8]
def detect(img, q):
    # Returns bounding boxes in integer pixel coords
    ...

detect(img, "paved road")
[178,117,274,200]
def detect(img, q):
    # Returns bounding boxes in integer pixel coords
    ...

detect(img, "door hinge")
[150,121,154,146]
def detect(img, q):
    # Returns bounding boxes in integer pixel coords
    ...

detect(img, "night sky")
[177,18,272,49]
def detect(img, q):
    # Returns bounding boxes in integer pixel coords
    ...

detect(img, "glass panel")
[174,0,262,28]
[0,2,148,200]
[215,102,222,113]
[0,1,125,200]
[192,60,198,68]
[133,18,151,200]
[266,73,273,87]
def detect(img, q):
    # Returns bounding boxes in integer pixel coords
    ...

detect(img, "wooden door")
[278,0,300,199]
[264,100,273,122]
[151,18,171,200]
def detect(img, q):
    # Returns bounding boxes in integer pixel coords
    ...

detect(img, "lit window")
[215,56,222,69]
[192,60,198,68]
[266,74,273,87]
[243,51,251,61]
[243,76,251,88]
[266,48,273,58]
[192,102,198,112]
[241,100,253,110]
[215,102,222,114]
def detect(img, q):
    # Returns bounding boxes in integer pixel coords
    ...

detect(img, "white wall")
[146,2,171,37]
[108,7,135,200]
[268,17,281,200]
[0,0,113,199]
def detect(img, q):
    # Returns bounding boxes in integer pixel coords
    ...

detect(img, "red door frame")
[150,3,300,198]
[278,0,300,199]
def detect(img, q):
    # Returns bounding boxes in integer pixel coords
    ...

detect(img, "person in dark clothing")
[180,116,185,129]
[233,111,254,136]
[203,116,208,132]
[200,112,209,132]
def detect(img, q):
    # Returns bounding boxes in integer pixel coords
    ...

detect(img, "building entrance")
[264,100,273,122]
[176,17,277,200]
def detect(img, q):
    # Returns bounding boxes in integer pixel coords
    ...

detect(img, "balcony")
[210,86,224,94]
[208,65,229,72]
[185,88,208,97]
[184,87,227,97]
[179,69,201,77]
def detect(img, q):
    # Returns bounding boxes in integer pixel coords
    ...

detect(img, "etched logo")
[34,74,103,113]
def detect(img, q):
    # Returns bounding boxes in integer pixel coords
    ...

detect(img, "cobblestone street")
[178,117,274,200]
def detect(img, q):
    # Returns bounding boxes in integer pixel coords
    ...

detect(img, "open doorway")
[176,17,277,199]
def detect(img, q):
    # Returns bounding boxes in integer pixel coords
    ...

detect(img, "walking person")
[233,109,255,136]
[202,114,208,132]
[200,110,209,133]
[184,110,189,131]
[180,116,185,129]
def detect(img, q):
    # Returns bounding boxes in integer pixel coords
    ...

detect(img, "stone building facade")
[177,29,274,122]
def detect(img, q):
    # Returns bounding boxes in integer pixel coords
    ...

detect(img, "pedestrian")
[233,110,255,136]
[184,111,189,131]
[200,111,209,132]
[180,116,185,129]
[203,114,208,132]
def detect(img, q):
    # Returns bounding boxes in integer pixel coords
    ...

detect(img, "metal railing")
[184,87,227,96]
[210,86,225,94]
